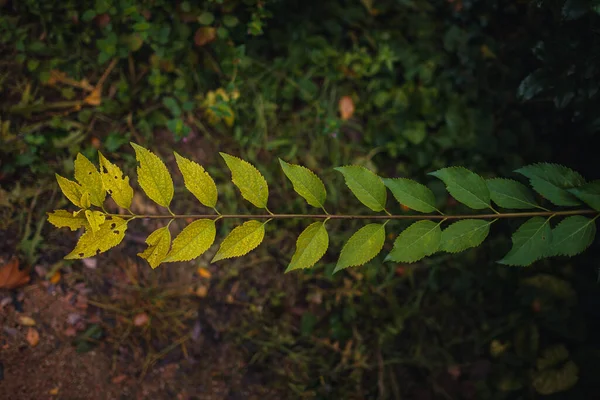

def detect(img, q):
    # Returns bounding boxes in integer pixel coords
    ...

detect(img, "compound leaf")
[516,163,585,206]
[548,216,596,257]
[84,210,106,233]
[487,178,539,209]
[139,226,172,268]
[279,159,326,209]
[287,222,329,272]
[131,142,174,208]
[47,210,89,231]
[498,217,552,266]
[334,166,387,212]
[56,174,86,208]
[99,152,134,210]
[383,178,437,213]
[164,219,216,262]
[212,220,265,262]
[429,167,491,210]
[441,219,492,253]
[74,153,105,207]
[335,223,385,272]
[220,153,269,209]
[386,220,441,263]
[568,181,600,211]
[174,152,218,208]
[65,216,128,259]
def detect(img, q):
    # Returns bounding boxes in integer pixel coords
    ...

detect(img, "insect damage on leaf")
[50,149,599,271]
[99,152,134,210]
[65,217,128,259]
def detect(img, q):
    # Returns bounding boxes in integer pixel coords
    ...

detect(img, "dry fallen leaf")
[18,316,36,326]
[197,268,211,279]
[49,387,60,396]
[195,285,208,298]
[338,95,355,120]
[0,258,30,289]
[49,271,61,284]
[133,313,149,327]
[194,27,217,46]
[26,328,40,347]
[112,374,127,384]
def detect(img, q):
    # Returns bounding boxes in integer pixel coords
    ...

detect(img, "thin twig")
[106,209,598,221]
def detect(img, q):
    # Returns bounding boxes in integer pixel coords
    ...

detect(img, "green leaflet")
[516,163,585,206]
[47,210,89,231]
[74,153,105,207]
[548,216,596,257]
[65,216,128,259]
[131,142,174,208]
[212,220,265,262]
[532,361,579,395]
[536,345,569,371]
[429,167,491,210]
[487,178,539,209]
[568,181,600,211]
[99,152,134,210]
[498,217,552,266]
[334,166,387,212]
[335,223,385,272]
[440,219,492,253]
[279,159,326,209]
[56,174,87,208]
[382,178,437,213]
[386,220,441,263]
[174,152,218,209]
[139,226,172,268]
[164,219,216,262]
[84,210,106,233]
[220,153,269,209]
[287,221,329,272]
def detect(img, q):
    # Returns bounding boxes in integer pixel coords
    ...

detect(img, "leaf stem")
[105,209,598,221]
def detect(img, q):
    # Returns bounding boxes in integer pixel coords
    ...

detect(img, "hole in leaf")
[78,253,84,257]
[110,223,116,229]
[113,230,119,234]
[102,167,108,173]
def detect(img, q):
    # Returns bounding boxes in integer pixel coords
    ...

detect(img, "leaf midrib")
[448,180,489,208]
[139,149,170,206]
[292,223,325,267]
[442,221,491,251]
[346,174,384,210]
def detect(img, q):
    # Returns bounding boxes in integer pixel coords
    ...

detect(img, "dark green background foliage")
[1,0,600,398]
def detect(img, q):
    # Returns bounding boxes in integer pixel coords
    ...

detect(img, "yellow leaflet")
[286,221,329,272]
[212,220,265,262]
[164,219,216,262]
[74,153,106,207]
[47,210,89,231]
[55,174,85,208]
[131,143,174,208]
[65,216,128,259]
[98,152,134,210]
[138,226,172,268]
[220,153,268,209]
[174,152,218,208]
[84,210,106,233]
[80,192,91,209]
